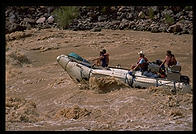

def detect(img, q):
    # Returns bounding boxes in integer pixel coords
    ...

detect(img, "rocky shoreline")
[5,6,193,34]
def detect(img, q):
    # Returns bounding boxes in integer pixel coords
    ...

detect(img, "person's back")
[164,52,177,67]
[104,53,109,64]
[101,49,109,67]
[160,50,177,75]
[169,54,177,67]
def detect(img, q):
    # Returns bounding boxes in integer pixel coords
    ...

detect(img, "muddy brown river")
[5,28,193,131]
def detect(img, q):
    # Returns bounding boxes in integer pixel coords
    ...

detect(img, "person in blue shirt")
[131,51,149,72]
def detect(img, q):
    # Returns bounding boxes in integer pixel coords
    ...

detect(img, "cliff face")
[5,6,193,34]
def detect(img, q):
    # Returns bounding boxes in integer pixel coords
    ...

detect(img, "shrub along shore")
[6,6,192,34]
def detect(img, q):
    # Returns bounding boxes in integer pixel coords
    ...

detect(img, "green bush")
[148,7,154,19]
[184,6,192,11]
[52,6,79,29]
[165,14,175,25]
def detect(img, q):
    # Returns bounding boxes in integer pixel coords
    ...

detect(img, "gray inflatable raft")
[57,54,191,93]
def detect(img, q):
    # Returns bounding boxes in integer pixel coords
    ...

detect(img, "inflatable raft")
[57,53,191,93]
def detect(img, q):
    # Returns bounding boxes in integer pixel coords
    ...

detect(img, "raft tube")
[57,54,191,93]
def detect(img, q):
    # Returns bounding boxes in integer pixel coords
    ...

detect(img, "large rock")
[150,23,160,33]
[36,17,46,24]
[126,13,134,20]
[6,22,26,33]
[168,23,182,33]
[161,9,174,17]
[90,26,101,32]
[158,23,168,32]
[9,13,16,23]
[23,18,35,24]
[98,15,106,22]
[119,18,129,29]
[5,6,193,34]
[47,16,54,24]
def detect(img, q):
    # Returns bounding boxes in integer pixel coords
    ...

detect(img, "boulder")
[47,16,54,24]
[126,13,134,20]
[158,23,168,32]
[162,9,174,17]
[151,6,159,13]
[168,23,182,33]
[138,11,145,19]
[90,26,102,32]
[23,18,35,24]
[151,26,159,33]
[117,13,126,20]
[118,6,125,12]
[128,21,135,29]
[6,23,26,33]
[119,19,129,30]
[36,17,46,24]
[98,15,106,22]
[150,23,160,33]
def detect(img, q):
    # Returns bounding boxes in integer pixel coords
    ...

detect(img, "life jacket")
[137,57,148,71]
[166,55,177,67]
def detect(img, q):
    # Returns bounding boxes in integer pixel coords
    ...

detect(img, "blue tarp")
[143,71,159,78]
[68,52,90,64]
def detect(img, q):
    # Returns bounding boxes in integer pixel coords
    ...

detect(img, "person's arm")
[160,57,166,67]
[133,58,144,70]
[92,57,100,61]
[133,63,139,71]
[92,55,104,61]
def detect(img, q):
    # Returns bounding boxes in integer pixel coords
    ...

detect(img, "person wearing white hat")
[131,50,149,72]
[138,51,143,55]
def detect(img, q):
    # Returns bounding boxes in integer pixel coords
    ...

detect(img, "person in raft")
[92,49,110,67]
[159,50,177,68]
[131,51,149,72]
